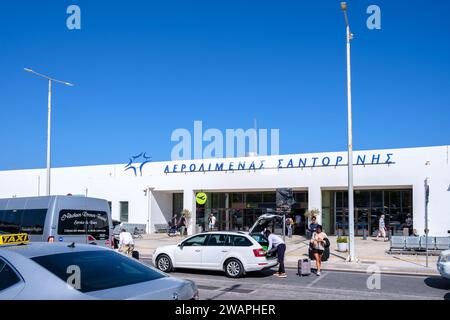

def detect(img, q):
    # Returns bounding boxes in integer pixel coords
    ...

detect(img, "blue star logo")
[124,152,152,176]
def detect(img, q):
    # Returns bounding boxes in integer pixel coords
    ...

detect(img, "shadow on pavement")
[423,276,450,290]
[173,267,277,278]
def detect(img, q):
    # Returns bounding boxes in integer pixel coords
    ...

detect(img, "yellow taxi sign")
[0,233,29,246]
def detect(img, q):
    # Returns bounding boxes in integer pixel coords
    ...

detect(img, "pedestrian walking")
[178,213,187,239]
[264,230,287,278]
[376,214,387,241]
[310,225,328,276]
[286,216,293,238]
[118,228,135,256]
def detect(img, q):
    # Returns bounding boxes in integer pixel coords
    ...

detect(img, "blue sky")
[0,0,449,170]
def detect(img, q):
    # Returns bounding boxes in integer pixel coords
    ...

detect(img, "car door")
[201,233,232,270]
[174,234,209,269]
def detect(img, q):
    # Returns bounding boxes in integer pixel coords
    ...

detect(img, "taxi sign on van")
[0,233,29,246]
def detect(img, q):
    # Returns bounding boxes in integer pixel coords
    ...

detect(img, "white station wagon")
[152,231,278,278]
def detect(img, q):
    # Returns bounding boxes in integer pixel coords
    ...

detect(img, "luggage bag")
[297,258,311,277]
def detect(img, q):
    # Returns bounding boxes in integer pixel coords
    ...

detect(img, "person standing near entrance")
[170,214,178,228]
[405,214,413,236]
[376,214,387,241]
[178,213,187,239]
[308,216,319,239]
[310,225,328,276]
[208,213,216,231]
[286,216,293,238]
[264,230,287,278]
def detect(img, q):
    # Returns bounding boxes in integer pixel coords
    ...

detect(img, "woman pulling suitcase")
[310,225,329,276]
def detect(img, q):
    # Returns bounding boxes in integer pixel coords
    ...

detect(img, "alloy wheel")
[158,256,171,272]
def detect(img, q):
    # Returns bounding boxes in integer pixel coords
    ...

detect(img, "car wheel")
[224,259,244,278]
[156,254,173,272]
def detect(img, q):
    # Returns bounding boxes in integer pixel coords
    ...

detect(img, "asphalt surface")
[141,259,450,300]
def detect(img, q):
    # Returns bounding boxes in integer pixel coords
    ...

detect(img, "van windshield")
[58,210,109,240]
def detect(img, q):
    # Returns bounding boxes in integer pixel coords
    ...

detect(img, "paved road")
[141,259,449,300]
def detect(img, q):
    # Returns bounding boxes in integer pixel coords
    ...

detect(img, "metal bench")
[116,223,147,234]
[389,236,406,251]
[405,236,421,250]
[419,236,435,250]
[154,224,169,233]
[434,237,450,250]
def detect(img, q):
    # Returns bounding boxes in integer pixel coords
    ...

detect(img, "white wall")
[0,145,449,236]
[150,191,173,233]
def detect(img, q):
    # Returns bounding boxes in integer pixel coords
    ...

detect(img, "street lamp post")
[24,68,73,196]
[340,2,356,262]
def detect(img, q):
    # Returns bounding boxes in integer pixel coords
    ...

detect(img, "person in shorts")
[376,214,387,241]
[310,225,328,276]
[119,228,135,256]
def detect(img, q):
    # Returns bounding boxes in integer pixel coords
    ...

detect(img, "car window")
[31,250,164,293]
[0,210,21,234]
[251,234,269,247]
[206,234,228,246]
[182,234,208,246]
[20,209,47,234]
[58,210,110,240]
[0,209,47,235]
[0,259,21,291]
[230,235,253,247]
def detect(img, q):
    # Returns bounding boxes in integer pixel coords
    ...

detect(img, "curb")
[140,254,438,278]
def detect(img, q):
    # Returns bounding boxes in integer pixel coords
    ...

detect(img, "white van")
[0,196,114,248]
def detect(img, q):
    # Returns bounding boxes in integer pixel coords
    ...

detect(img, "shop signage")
[164,152,394,174]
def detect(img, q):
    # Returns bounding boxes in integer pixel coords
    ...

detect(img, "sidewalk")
[134,233,440,277]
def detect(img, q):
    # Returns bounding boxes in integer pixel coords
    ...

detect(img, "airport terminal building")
[0,145,449,237]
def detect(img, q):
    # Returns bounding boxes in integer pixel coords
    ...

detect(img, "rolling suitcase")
[297,258,311,277]
[132,250,140,260]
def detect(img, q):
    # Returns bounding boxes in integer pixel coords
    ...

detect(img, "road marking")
[307,272,329,287]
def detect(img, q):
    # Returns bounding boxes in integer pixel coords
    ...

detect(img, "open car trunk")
[248,213,285,235]
[247,213,285,250]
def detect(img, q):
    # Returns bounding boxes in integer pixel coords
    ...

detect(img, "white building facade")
[0,145,449,237]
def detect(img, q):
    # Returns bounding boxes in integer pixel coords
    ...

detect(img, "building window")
[120,201,129,222]
[333,189,413,236]
[195,191,308,233]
